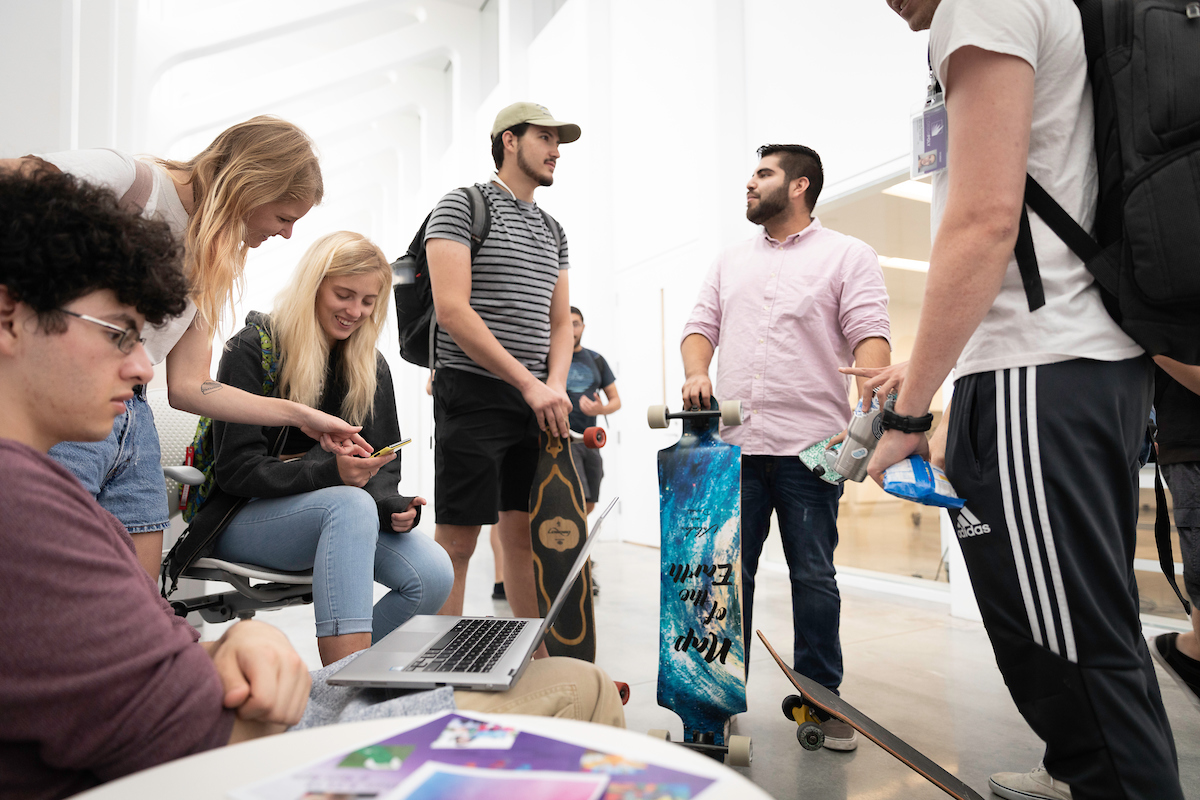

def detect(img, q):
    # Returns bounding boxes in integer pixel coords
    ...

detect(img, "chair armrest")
[164,465,205,486]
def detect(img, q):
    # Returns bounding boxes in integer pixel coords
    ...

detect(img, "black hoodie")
[194,311,419,536]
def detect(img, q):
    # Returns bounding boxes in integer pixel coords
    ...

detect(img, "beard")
[746,183,789,225]
[517,146,554,187]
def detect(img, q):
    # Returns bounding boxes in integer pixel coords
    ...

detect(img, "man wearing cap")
[426,102,580,639]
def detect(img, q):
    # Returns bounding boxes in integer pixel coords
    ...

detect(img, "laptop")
[329,498,617,691]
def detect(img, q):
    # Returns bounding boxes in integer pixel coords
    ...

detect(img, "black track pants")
[946,358,1182,800]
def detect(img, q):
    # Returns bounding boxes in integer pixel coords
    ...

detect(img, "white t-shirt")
[929,0,1141,377]
[38,149,198,365]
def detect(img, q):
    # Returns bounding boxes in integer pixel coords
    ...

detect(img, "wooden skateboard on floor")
[529,426,605,661]
[646,400,752,767]
[758,630,985,800]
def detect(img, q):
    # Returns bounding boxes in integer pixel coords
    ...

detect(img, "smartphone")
[371,438,412,458]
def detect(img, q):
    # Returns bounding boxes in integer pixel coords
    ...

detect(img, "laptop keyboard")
[404,618,527,673]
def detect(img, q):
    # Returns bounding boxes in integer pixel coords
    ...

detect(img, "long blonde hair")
[158,115,324,331]
[272,231,391,426]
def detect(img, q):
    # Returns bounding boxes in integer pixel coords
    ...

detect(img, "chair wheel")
[647,405,669,429]
[583,426,606,448]
[726,735,753,767]
[648,728,671,741]
[797,721,825,751]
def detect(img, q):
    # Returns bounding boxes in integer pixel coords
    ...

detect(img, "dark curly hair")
[0,165,189,332]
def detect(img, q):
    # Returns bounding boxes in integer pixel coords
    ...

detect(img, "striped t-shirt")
[424,182,569,379]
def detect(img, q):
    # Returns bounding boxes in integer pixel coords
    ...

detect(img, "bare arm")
[851,336,891,404]
[681,333,716,410]
[868,46,1034,484]
[426,237,571,436]
[580,382,622,417]
[166,318,369,453]
[1154,355,1200,397]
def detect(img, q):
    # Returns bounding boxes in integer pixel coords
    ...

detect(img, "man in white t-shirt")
[864,1,1184,799]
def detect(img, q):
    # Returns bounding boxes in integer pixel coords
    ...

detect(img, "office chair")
[149,388,314,623]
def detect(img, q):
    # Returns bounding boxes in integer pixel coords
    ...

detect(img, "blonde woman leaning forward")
[0,117,369,576]
[193,232,453,665]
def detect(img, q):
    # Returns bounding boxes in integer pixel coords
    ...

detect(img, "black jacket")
[194,312,419,536]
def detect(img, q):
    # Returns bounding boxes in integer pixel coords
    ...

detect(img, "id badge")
[911,95,947,178]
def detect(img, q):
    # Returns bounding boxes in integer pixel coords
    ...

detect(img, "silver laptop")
[329,498,616,691]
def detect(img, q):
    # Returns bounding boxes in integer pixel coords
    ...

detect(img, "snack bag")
[881,455,965,509]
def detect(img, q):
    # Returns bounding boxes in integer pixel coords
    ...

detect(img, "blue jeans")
[49,393,170,533]
[741,455,843,692]
[211,486,454,641]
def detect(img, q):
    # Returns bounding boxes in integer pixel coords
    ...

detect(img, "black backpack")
[392,186,490,368]
[1016,0,1200,366]
[1015,0,1200,614]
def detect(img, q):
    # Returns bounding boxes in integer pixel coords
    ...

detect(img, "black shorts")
[433,368,540,525]
[570,441,604,503]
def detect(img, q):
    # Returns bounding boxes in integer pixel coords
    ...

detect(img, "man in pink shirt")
[681,144,891,751]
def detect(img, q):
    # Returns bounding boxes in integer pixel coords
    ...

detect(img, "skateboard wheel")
[797,721,825,751]
[583,427,606,449]
[719,400,744,427]
[647,404,669,429]
[782,695,805,722]
[647,729,671,741]
[726,735,753,767]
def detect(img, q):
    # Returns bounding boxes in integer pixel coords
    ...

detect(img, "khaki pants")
[454,657,625,727]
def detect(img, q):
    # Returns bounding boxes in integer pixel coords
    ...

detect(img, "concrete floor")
[202,538,1200,799]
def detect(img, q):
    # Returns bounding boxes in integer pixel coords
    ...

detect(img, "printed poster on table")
[229,712,714,800]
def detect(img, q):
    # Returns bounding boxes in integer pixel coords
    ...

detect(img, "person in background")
[566,305,620,596]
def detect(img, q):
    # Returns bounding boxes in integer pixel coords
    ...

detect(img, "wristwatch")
[879,405,934,434]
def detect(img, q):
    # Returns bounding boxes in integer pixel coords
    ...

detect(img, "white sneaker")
[818,717,858,751]
[988,762,1072,800]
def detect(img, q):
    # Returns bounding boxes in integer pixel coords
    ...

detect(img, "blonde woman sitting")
[193,231,453,665]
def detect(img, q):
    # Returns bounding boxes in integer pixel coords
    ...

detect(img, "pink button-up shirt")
[681,218,890,455]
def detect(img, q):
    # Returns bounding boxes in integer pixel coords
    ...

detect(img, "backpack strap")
[539,209,563,259]
[427,186,492,370]
[1155,461,1193,615]
[1016,174,1104,312]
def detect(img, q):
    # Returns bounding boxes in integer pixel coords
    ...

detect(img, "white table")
[74,712,772,799]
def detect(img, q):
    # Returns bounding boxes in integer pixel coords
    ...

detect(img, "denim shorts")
[48,392,170,533]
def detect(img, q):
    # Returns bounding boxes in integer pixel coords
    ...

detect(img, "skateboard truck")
[647,400,744,430]
[782,695,827,750]
[646,727,753,767]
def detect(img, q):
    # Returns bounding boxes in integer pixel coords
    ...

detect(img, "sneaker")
[491,582,506,600]
[818,717,858,751]
[1150,632,1200,711]
[989,763,1071,800]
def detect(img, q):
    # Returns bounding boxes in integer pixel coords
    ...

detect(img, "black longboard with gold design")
[529,428,604,661]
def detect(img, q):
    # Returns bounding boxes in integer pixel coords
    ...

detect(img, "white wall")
[0,0,931,545]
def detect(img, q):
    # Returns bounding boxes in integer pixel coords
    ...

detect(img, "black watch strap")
[880,406,934,434]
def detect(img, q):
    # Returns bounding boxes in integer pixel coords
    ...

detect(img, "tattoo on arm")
[200,381,223,395]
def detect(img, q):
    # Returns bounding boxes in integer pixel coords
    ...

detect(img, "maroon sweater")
[0,439,234,799]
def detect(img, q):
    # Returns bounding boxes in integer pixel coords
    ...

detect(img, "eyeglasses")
[58,309,146,354]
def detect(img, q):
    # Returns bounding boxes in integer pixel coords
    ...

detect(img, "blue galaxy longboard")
[647,400,751,766]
